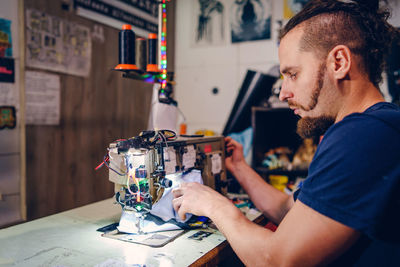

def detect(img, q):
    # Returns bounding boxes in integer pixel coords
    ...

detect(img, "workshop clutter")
[262,138,316,193]
[261,138,317,171]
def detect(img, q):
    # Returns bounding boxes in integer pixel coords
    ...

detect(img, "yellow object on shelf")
[195,129,215,136]
[269,175,289,192]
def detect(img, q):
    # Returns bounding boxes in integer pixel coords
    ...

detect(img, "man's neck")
[335,80,385,123]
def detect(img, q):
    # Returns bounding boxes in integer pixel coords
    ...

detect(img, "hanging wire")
[154,182,162,196]
[176,105,187,124]
[116,191,126,207]
[94,155,108,170]
[103,154,127,176]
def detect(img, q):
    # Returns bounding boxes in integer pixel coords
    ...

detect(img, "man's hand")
[224,137,294,224]
[225,136,247,173]
[172,182,232,221]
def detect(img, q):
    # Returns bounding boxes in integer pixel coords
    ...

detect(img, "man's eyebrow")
[280,66,298,75]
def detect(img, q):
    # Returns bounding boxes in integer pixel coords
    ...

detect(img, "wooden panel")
[24,0,169,220]
[0,194,23,227]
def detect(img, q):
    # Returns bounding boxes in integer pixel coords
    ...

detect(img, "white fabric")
[150,169,203,223]
[117,210,181,234]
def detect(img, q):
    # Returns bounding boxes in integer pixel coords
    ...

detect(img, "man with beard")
[172,0,400,266]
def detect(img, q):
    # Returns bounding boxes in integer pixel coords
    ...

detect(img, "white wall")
[174,0,400,134]
[175,0,283,134]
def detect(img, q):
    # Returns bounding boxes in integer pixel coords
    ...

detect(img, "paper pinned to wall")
[25,9,92,77]
[25,71,60,125]
[0,83,17,106]
[230,0,272,43]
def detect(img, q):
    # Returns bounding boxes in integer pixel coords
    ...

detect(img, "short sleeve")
[297,113,400,242]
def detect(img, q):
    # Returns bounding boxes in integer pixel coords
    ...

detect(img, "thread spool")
[135,37,147,71]
[180,123,187,135]
[115,24,137,70]
[147,33,158,72]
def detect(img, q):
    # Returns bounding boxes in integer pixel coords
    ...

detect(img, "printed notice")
[26,9,92,77]
[0,83,17,106]
[25,71,60,125]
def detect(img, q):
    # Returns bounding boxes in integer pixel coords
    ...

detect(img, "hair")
[279,0,400,87]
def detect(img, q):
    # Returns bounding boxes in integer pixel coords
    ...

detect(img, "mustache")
[288,100,303,109]
[288,100,313,112]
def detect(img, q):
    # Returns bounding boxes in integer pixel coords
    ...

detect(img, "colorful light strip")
[160,0,168,89]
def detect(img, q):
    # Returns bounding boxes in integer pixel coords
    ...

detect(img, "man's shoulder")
[345,102,399,129]
[324,102,400,144]
[311,102,399,179]
[360,102,400,131]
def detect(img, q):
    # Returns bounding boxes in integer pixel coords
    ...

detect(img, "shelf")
[255,167,308,178]
[112,68,176,86]
[113,68,163,83]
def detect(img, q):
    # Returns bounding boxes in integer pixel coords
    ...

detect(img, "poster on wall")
[192,0,225,46]
[0,106,16,130]
[25,71,60,125]
[230,0,272,43]
[0,57,14,83]
[74,0,158,37]
[0,18,12,57]
[283,0,309,19]
[26,9,92,77]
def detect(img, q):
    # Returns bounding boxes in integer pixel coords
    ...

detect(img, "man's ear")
[327,45,351,80]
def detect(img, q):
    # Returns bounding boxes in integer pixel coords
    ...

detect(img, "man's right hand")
[224,136,247,174]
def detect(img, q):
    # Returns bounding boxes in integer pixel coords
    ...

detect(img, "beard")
[291,62,335,139]
[288,62,326,112]
[296,116,335,139]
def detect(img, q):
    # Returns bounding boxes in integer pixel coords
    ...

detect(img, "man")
[172,0,400,265]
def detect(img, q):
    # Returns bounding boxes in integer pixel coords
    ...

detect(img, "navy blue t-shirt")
[294,102,400,266]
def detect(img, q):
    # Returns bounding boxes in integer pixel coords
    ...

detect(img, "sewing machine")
[104,130,227,234]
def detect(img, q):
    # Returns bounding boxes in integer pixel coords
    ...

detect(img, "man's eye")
[290,73,297,80]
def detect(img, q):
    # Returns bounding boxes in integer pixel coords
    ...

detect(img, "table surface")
[0,198,261,266]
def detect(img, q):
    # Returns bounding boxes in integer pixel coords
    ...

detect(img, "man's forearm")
[231,162,294,224]
[208,199,276,265]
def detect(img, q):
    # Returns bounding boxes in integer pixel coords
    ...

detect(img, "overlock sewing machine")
[101,130,227,234]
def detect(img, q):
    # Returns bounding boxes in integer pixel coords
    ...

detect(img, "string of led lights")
[159,0,168,90]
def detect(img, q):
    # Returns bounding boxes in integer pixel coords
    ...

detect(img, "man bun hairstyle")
[279,0,400,87]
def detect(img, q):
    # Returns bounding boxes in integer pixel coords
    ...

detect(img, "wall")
[24,0,157,220]
[175,0,400,134]
[175,0,283,134]
[0,0,25,227]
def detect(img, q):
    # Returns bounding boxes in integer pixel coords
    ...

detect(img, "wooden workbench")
[0,198,263,266]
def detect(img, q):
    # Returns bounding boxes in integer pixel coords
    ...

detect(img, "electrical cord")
[103,154,127,176]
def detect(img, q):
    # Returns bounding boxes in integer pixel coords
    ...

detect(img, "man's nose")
[279,81,293,101]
